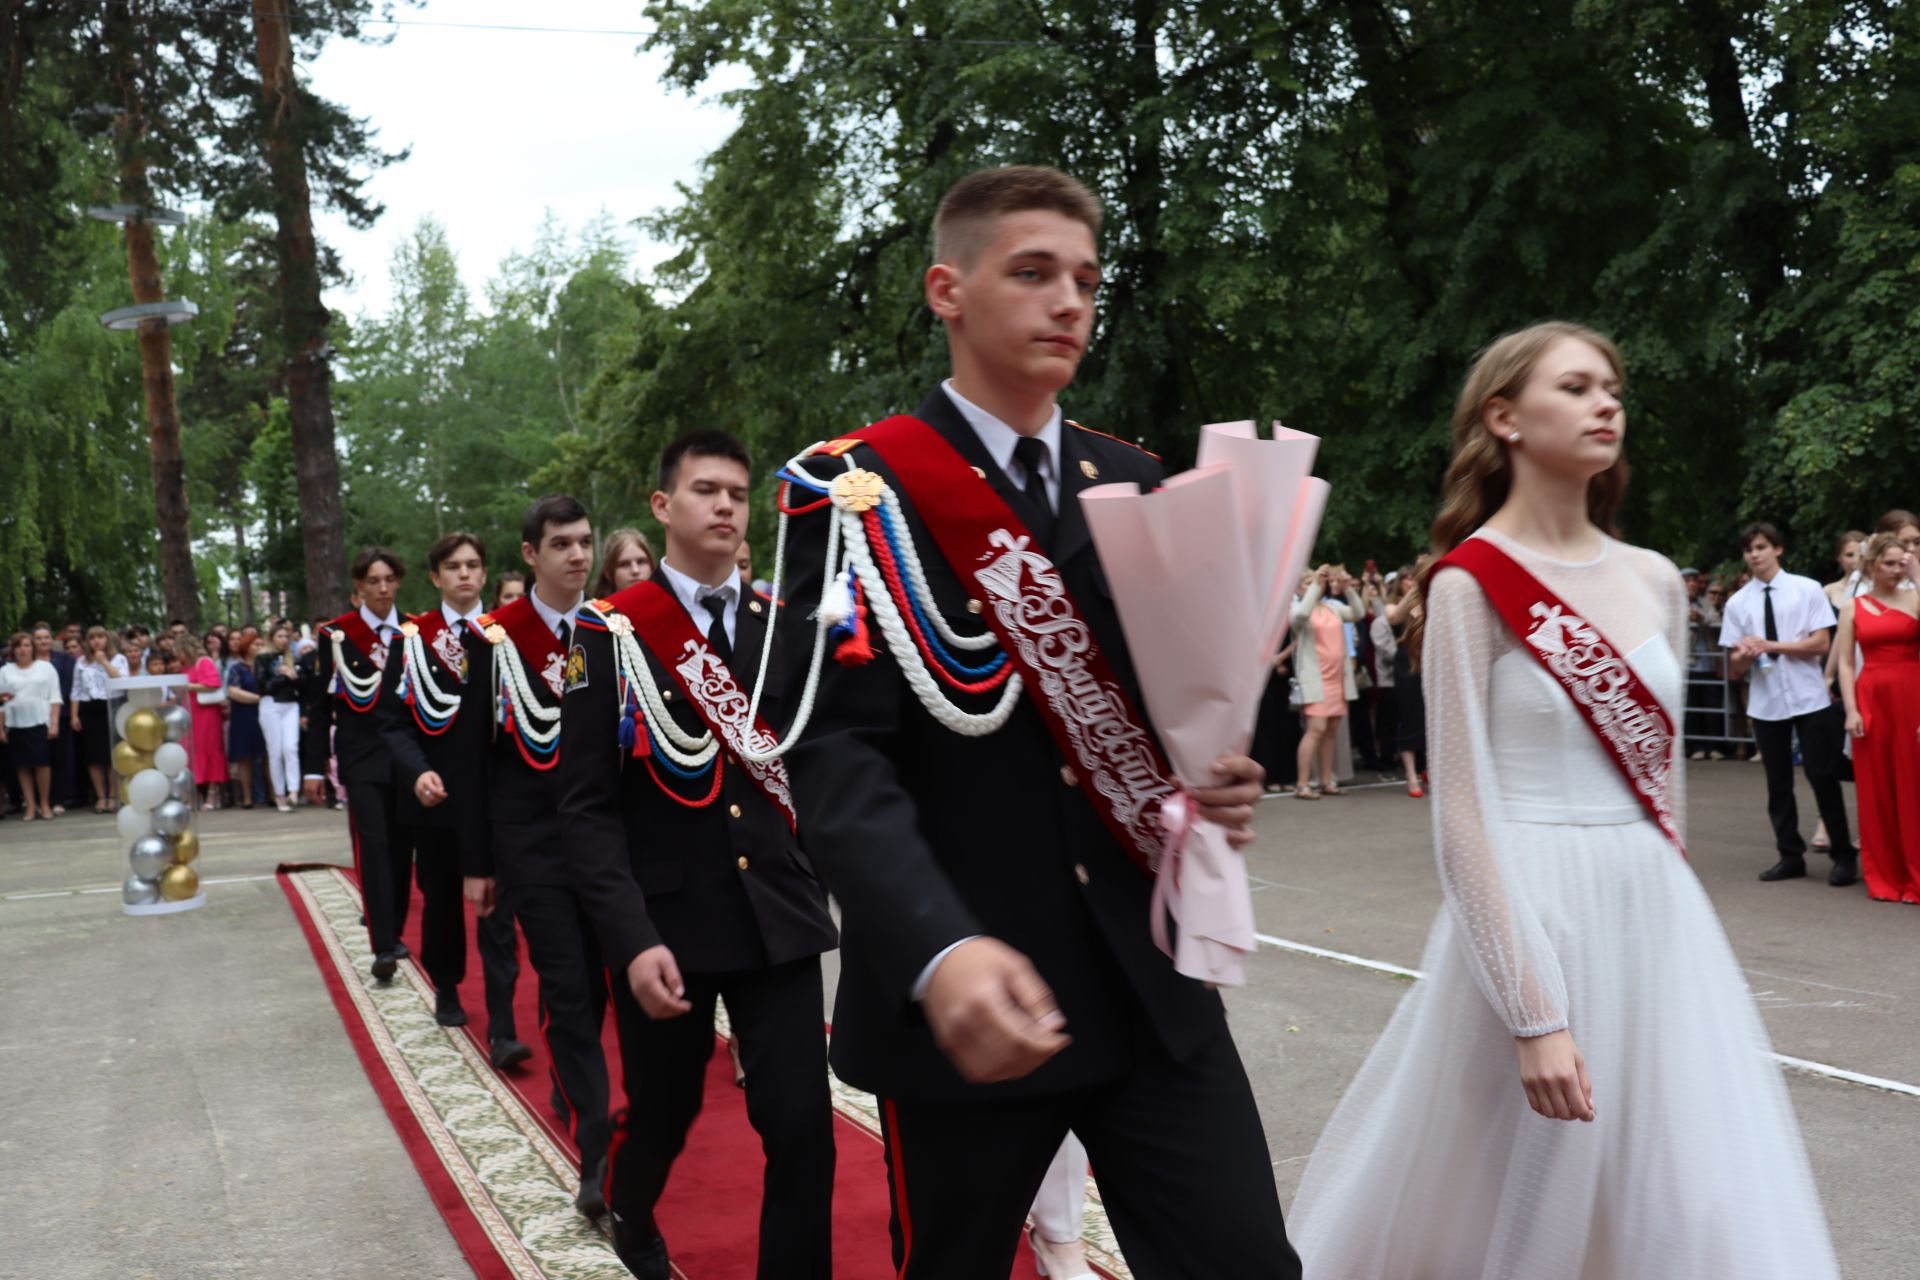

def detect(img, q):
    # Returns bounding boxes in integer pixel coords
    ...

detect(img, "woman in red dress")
[1837,531,1920,903]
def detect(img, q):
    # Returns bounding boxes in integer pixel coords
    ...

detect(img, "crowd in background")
[1247,507,1920,903]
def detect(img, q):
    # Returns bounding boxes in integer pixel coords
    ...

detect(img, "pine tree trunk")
[252,0,349,617]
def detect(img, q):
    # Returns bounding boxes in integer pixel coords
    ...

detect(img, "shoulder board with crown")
[1068,420,1160,461]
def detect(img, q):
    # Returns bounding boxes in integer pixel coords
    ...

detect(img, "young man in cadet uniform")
[464,495,614,1219]
[303,548,416,984]
[376,531,528,1062]
[559,430,837,1279]
[776,166,1299,1278]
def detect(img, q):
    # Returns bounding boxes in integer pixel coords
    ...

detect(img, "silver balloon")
[167,772,194,803]
[151,799,191,838]
[129,836,172,880]
[121,873,160,906]
[159,703,191,743]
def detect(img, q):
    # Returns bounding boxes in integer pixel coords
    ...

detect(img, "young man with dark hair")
[465,495,614,1220]
[1721,523,1858,884]
[776,165,1297,1277]
[303,548,416,981]
[560,431,838,1279]
[376,532,528,1061]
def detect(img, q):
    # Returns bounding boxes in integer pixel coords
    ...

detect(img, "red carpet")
[281,862,1102,1279]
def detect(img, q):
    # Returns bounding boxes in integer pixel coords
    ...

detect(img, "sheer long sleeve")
[1425,568,1569,1036]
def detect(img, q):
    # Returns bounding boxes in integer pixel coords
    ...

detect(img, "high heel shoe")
[1027,1226,1097,1280]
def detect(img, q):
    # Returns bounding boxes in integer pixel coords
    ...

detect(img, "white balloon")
[114,701,136,738]
[115,806,152,841]
[153,742,189,780]
[127,769,171,812]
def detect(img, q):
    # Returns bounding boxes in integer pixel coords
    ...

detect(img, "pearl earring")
[1507,432,1521,443]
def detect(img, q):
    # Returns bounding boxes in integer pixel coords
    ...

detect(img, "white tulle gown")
[1289,529,1839,1280]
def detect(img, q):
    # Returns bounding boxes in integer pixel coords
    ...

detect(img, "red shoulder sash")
[603,580,798,831]
[482,596,567,700]
[1435,536,1685,855]
[821,415,1177,875]
[324,610,381,665]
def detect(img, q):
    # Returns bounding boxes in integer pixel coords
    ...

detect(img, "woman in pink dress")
[1290,563,1364,798]
[1837,530,1920,903]
[180,633,229,809]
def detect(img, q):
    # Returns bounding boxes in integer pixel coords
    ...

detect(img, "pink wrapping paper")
[1079,423,1329,986]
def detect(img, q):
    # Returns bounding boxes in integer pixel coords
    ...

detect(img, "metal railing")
[1682,621,1758,753]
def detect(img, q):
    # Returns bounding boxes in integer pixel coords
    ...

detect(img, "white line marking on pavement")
[1743,969,1899,1002]
[1252,932,1920,1098]
[3,872,277,902]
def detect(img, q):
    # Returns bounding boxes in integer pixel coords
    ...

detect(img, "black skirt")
[77,700,113,771]
[6,723,50,769]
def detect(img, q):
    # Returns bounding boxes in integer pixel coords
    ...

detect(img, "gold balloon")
[112,740,154,778]
[171,828,199,865]
[124,708,166,753]
[118,778,129,805]
[158,864,199,902]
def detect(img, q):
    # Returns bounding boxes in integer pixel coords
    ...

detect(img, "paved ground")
[0,760,1912,1277]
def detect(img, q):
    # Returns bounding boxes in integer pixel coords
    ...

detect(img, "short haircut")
[1740,521,1784,552]
[351,546,406,581]
[427,531,488,573]
[932,165,1102,269]
[1874,508,1919,534]
[521,494,591,550]
[658,429,752,494]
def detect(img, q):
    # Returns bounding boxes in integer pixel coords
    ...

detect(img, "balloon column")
[115,698,204,915]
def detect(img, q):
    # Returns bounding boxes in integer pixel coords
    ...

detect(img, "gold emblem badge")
[749,599,764,614]
[400,621,420,637]
[831,468,886,513]
[483,624,507,645]
[1079,459,1099,480]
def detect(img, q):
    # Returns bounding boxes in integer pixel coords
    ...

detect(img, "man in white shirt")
[1720,522,1858,885]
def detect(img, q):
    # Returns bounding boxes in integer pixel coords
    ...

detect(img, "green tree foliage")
[555,0,1920,576]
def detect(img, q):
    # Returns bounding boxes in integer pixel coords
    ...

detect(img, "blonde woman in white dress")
[1289,323,1839,1280]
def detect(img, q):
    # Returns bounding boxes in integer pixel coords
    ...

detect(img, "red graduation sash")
[408,609,470,684]
[1436,537,1685,856]
[821,415,1177,875]
[607,579,798,832]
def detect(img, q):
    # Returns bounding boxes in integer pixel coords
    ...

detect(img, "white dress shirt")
[529,589,584,641]
[1719,571,1836,721]
[942,379,1063,512]
[359,604,402,650]
[441,600,485,631]
[658,559,739,647]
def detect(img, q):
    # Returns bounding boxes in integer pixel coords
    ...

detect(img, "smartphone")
[1365,559,1378,576]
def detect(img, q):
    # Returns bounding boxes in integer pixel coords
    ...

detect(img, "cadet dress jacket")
[556,585,838,978]
[778,386,1228,1103]
[375,612,491,851]
[457,596,574,885]
[300,611,400,787]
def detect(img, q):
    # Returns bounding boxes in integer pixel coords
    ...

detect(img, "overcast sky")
[305,0,744,318]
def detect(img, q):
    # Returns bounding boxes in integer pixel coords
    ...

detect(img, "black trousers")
[513,879,612,1166]
[345,779,412,957]
[877,1024,1299,1280]
[1752,704,1855,859]
[605,955,833,1279]
[411,826,520,1039]
[1250,673,1300,788]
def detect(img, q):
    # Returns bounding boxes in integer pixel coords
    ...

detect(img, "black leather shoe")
[609,1217,669,1280]
[551,1084,572,1128]
[394,942,411,959]
[370,950,398,982]
[490,1038,532,1070]
[1828,858,1860,887]
[575,1154,607,1219]
[1758,857,1807,882]
[435,989,468,1027]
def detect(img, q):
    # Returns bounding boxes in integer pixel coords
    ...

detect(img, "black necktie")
[1012,436,1055,546]
[1762,586,1778,642]
[700,593,733,664]
[557,617,573,651]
